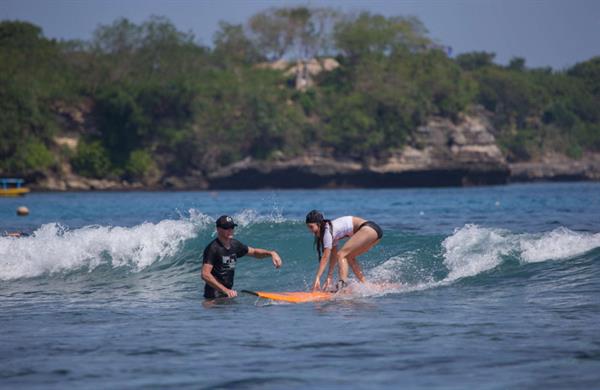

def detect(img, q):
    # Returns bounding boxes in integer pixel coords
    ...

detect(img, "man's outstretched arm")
[247,247,282,268]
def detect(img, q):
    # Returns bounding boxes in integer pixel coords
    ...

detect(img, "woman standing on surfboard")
[305,210,383,291]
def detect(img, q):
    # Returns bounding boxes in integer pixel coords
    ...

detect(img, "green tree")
[248,6,337,60]
[0,21,74,175]
[568,57,600,96]
[455,51,496,71]
[3,13,600,184]
[3,138,55,174]
[94,85,148,166]
[474,67,547,128]
[333,12,431,61]
[71,141,112,178]
[508,57,526,71]
[125,149,157,180]
[213,22,263,67]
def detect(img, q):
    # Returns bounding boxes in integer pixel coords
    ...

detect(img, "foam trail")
[365,251,437,294]
[0,211,212,281]
[369,255,408,282]
[362,224,600,297]
[363,225,515,297]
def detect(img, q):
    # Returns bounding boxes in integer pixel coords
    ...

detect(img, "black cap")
[216,215,237,229]
[305,210,324,224]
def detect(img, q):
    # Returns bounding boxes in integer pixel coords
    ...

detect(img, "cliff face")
[32,104,600,191]
[207,109,509,189]
[509,153,600,182]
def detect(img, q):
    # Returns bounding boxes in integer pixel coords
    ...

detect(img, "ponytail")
[315,219,333,260]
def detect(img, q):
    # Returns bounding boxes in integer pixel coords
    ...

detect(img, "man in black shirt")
[201,215,282,299]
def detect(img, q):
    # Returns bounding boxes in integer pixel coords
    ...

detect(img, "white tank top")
[323,216,354,249]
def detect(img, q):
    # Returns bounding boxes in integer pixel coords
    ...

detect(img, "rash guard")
[323,216,354,249]
[202,238,249,298]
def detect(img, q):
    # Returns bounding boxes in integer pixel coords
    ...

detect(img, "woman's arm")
[323,247,338,291]
[312,247,332,291]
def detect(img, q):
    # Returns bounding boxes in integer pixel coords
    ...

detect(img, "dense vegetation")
[1,7,599,182]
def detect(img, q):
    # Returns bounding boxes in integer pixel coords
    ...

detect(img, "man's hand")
[224,288,238,298]
[271,252,282,268]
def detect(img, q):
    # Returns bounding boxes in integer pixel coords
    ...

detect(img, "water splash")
[0,213,207,280]
[0,208,297,281]
[233,208,286,226]
[361,224,600,297]
[444,224,600,269]
[518,226,600,263]
[442,224,515,281]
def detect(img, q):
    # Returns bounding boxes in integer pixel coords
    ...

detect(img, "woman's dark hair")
[306,210,332,260]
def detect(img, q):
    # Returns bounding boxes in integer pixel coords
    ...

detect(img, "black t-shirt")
[202,238,249,298]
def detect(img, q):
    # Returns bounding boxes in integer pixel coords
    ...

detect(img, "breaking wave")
[0,209,290,281]
[359,224,600,297]
[2,217,598,300]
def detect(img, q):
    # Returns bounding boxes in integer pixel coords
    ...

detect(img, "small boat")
[0,178,30,196]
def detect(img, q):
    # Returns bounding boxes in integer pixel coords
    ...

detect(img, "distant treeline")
[1,7,599,182]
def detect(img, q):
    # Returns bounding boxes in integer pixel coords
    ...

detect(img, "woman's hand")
[312,278,321,291]
[224,288,237,298]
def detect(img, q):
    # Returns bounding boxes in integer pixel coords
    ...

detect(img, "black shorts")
[358,221,383,239]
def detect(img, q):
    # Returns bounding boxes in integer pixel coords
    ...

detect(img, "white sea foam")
[363,224,600,295]
[443,224,600,280]
[0,208,295,281]
[361,224,513,296]
[518,226,600,263]
[0,211,212,281]
[354,252,437,297]
[368,255,408,282]
[441,224,514,282]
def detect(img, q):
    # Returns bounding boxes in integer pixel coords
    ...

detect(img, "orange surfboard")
[242,290,334,303]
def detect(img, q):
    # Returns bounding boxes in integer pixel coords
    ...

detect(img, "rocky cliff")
[207,108,509,189]
[509,153,600,182]
[31,105,600,191]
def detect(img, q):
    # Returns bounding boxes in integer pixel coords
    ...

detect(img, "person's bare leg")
[337,227,378,283]
[347,238,381,282]
[347,255,365,282]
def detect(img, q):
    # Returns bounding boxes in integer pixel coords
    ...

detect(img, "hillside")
[1,8,599,190]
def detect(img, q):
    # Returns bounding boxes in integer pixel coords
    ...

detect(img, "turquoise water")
[1,183,599,388]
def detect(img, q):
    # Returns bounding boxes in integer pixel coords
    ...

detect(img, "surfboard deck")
[242,290,334,303]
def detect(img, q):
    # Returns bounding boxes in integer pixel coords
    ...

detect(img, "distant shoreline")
[27,157,600,192]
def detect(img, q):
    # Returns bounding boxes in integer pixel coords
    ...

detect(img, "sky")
[1,0,599,70]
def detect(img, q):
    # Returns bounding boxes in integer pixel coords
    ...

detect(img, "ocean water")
[1,183,599,389]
